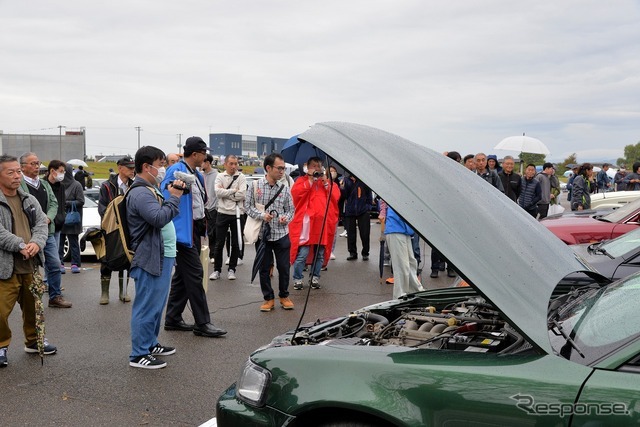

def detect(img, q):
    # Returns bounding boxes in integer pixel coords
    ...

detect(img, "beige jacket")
[214,172,247,215]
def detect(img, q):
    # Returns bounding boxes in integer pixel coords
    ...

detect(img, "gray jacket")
[0,188,48,280]
[127,177,181,277]
[535,172,551,205]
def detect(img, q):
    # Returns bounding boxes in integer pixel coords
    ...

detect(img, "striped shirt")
[245,178,294,241]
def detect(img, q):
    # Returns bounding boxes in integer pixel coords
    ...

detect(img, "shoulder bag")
[244,182,284,244]
[64,201,81,225]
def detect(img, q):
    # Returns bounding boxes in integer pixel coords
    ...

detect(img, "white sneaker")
[228,269,236,280]
[237,258,244,266]
[339,230,348,237]
[209,271,220,280]
[225,257,230,265]
[330,252,336,260]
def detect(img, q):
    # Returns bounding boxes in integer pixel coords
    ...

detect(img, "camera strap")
[226,174,239,189]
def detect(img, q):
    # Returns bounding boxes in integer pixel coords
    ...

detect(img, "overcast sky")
[1,0,639,162]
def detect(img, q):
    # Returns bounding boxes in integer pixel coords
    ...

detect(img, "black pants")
[345,212,370,257]
[165,242,211,326]
[257,235,291,300]
[205,209,217,254]
[537,203,549,220]
[214,213,241,272]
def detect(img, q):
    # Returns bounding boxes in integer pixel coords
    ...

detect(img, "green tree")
[519,152,546,166]
[617,141,640,167]
[558,153,577,171]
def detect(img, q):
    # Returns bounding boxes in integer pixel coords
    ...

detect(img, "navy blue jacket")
[341,177,372,217]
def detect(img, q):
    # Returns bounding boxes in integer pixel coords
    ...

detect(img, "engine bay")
[286,296,530,354]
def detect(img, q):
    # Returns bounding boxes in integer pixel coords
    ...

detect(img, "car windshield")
[84,197,98,208]
[601,197,640,223]
[550,273,640,365]
[599,227,640,258]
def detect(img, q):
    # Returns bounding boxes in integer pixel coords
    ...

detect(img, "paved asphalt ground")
[3,223,456,426]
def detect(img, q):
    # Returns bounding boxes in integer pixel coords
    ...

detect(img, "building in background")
[209,133,288,161]
[0,129,86,162]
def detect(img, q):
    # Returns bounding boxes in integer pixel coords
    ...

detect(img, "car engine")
[288,297,527,354]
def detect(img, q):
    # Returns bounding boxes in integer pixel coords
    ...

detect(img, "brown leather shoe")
[279,297,294,310]
[49,296,72,308]
[260,299,275,312]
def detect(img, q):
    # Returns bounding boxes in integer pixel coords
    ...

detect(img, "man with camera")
[210,155,246,281]
[289,156,340,290]
[161,137,226,338]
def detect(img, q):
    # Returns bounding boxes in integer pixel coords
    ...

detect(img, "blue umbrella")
[281,134,327,169]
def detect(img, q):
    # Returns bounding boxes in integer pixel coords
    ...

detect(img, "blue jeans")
[130,257,175,360]
[292,245,324,281]
[43,235,62,299]
[58,233,81,266]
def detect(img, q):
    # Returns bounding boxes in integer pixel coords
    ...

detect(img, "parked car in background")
[61,196,100,260]
[541,196,640,244]
[590,191,640,209]
[571,226,640,281]
[210,122,640,427]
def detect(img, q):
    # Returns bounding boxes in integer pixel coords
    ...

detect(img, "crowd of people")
[1,140,628,370]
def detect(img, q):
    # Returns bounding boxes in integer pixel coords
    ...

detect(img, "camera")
[169,181,191,194]
[312,170,324,178]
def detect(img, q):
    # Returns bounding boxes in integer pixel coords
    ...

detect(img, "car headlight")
[236,359,271,407]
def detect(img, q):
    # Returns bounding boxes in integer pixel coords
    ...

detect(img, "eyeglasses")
[21,162,40,167]
[273,166,286,171]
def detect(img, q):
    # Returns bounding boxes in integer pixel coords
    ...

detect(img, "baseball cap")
[184,136,211,155]
[117,156,135,168]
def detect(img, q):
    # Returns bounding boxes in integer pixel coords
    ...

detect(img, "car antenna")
[290,154,337,345]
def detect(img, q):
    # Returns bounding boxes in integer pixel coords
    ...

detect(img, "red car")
[541,197,640,244]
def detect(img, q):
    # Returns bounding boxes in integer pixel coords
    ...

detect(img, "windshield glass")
[549,273,640,365]
[602,197,640,223]
[600,226,640,258]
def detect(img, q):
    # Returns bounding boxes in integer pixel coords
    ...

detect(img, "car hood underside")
[298,122,594,354]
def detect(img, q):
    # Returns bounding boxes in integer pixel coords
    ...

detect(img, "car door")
[572,367,640,426]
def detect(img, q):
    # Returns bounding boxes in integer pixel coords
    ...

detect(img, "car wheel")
[62,235,70,261]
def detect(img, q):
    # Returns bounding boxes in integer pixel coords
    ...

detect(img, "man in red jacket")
[289,157,340,290]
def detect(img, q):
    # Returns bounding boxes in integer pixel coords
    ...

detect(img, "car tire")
[62,235,70,261]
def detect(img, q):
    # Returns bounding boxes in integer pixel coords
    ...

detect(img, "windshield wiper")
[550,320,585,359]
[593,245,615,259]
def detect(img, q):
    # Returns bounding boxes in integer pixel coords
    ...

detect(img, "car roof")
[299,122,593,354]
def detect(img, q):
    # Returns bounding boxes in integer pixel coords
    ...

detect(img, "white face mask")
[150,165,166,184]
[55,172,65,182]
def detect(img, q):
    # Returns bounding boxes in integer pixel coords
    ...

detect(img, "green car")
[212,123,640,427]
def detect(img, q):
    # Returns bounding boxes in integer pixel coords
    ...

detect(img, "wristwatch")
[19,242,27,250]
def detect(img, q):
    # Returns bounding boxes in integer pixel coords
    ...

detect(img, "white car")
[61,196,100,260]
[589,191,640,209]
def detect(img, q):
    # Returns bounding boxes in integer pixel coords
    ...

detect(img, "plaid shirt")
[245,178,294,241]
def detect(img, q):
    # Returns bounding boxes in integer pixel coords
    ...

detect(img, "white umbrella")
[67,158,88,167]
[494,134,550,155]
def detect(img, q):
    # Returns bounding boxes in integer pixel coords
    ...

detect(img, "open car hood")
[298,122,592,354]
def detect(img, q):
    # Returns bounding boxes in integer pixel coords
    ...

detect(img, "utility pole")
[57,125,65,159]
[177,134,182,154]
[135,126,142,150]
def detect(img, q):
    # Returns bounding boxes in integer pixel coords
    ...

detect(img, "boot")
[119,273,131,302]
[100,277,110,305]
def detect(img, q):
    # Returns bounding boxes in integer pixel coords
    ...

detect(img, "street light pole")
[58,125,65,159]
[135,126,142,150]
[177,133,182,154]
